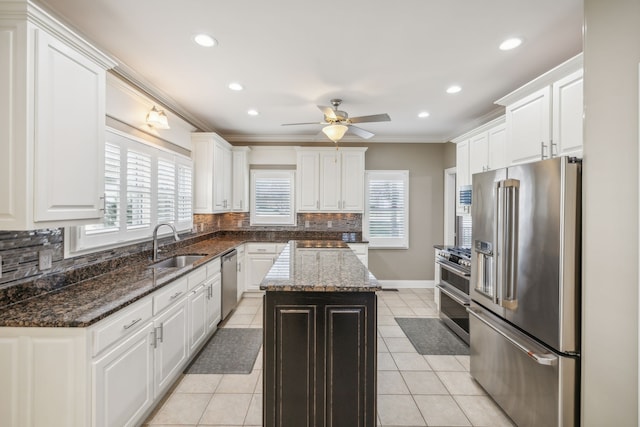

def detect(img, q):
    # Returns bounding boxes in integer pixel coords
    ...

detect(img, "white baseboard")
[377,280,435,289]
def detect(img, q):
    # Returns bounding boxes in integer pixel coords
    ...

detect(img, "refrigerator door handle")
[467,307,557,366]
[495,181,505,305]
[498,179,520,310]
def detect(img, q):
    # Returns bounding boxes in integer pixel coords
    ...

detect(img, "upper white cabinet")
[296,147,367,212]
[455,140,471,215]
[0,0,116,230]
[232,147,251,212]
[496,54,583,165]
[192,132,233,213]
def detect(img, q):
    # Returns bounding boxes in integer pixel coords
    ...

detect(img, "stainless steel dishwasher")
[221,249,238,320]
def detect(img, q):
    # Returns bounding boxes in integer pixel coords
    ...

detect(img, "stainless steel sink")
[149,255,205,270]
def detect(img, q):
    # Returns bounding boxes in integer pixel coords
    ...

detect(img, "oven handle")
[436,260,470,277]
[467,307,557,366]
[436,284,469,306]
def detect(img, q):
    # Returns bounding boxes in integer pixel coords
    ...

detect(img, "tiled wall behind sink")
[216,212,362,232]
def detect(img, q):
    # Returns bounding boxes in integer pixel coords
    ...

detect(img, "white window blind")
[177,164,193,223]
[364,170,409,248]
[86,142,121,234]
[68,128,193,255]
[127,150,152,229]
[157,158,176,223]
[250,170,295,225]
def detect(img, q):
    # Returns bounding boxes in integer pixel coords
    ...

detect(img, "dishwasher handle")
[222,250,237,263]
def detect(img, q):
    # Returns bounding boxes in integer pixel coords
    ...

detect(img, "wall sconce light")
[146,106,170,129]
[322,124,348,143]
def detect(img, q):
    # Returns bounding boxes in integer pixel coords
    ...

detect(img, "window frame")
[250,169,296,226]
[66,127,193,256]
[364,170,410,249]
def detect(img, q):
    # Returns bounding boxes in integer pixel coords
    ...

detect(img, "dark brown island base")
[260,241,381,427]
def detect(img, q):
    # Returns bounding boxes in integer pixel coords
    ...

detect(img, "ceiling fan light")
[322,124,348,142]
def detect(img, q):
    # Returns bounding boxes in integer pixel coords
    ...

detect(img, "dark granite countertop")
[259,241,380,292]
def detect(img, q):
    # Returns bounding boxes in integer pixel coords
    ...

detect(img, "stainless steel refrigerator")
[469,156,581,427]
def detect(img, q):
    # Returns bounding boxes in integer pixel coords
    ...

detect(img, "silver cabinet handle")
[157,324,164,344]
[467,307,557,366]
[540,141,548,159]
[169,291,183,300]
[550,141,558,158]
[256,248,267,252]
[123,318,142,330]
[151,330,157,348]
[99,193,106,212]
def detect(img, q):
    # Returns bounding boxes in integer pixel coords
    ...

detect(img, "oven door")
[437,283,470,344]
[437,259,470,295]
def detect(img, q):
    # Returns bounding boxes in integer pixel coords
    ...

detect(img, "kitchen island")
[260,240,380,427]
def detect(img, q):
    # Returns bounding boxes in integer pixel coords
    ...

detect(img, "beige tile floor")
[143,288,515,427]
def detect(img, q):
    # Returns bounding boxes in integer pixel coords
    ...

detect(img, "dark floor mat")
[185,328,262,374]
[395,318,469,355]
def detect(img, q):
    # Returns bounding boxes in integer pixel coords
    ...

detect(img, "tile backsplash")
[0,213,361,290]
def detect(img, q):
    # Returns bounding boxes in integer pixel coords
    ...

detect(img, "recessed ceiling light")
[446,85,462,94]
[247,109,259,116]
[418,111,430,118]
[228,82,244,91]
[193,34,217,47]
[499,37,523,51]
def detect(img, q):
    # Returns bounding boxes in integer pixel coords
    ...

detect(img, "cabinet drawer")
[247,243,276,253]
[207,257,221,276]
[154,277,188,315]
[188,267,207,290]
[347,243,368,255]
[92,297,153,356]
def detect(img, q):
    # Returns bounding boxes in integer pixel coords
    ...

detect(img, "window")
[250,170,295,225]
[364,170,409,249]
[68,128,193,255]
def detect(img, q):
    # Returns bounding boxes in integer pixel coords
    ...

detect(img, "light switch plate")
[39,250,53,270]
[305,220,310,228]
[327,221,332,228]
[237,220,243,227]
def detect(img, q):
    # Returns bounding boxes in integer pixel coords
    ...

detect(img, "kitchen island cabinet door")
[93,322,154,427]
[264,292,377,427]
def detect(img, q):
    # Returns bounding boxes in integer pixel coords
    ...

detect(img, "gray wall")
[365,143,447,281]
[443,142,457,169]
[583,1,639,425]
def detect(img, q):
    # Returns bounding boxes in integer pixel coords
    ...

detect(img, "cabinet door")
[93,322,155,427]
[341,150,365,211]
[297,151,320,211]
[247,254,275,291]
[34,28,105,222]
[232,150,249,211]
[505,86,551,165]
[213,142,227,212]
[552,69,583,158]
[237,252,246,300]
[469,132,489,175]
[319,151,341,211]
[193,138,214,213]
[488,124,507,170]
[222,147,233,210]
[188,284,208,355]
[154,299,188,396]
[207,275,222,332]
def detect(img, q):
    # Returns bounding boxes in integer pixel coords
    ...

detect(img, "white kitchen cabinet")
[552,69,584,158]
[245,243,286,292]
[496,54,583,165]
[93,322,155,427]
[187,283,207,355]
[153,297,189,397]
[468,121,507,175]
[236,245,246,299]
[488,123,507,171]
[469,133,489,175]
[297,150,320,211]
[206,274,222,332]
[505,86,552,165]
[296,148,367,212]
[0,1,116,230]
[232,147,251,211]
[192,132,233,213]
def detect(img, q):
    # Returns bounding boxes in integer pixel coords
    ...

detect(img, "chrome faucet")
[152,223,180,262]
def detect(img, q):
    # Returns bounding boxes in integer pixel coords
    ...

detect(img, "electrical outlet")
[192,224,198,233]
[39,250,53,270]
[327,220,332,228]
[200,223,204,232]
[237,220,243,228]
[305,220,310,228]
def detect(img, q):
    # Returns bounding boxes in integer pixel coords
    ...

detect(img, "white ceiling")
[37,0,583,143]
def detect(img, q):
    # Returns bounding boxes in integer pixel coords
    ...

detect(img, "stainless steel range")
[435,246,471,343]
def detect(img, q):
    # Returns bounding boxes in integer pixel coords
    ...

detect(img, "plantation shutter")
[126,150,152,229]
[177,164,193,222]
[251,170,295,225]
[86,142,121,234]
[157,158,176,223]
[365,171,409,248]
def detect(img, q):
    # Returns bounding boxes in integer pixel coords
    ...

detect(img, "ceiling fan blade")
[347,125,375,139]
[317,105,337,120]
[281,122,324,126]
[349,113,391,124]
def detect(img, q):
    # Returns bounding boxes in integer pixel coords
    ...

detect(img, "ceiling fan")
[281,99,391,142]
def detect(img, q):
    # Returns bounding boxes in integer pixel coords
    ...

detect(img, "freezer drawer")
[468,304,578,427]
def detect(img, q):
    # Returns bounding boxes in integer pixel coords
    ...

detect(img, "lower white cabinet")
[0,256,226,427]
[347,243,369,267]
[245,243,286,292]
[236,245,246,299]
[93,322,155,427]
